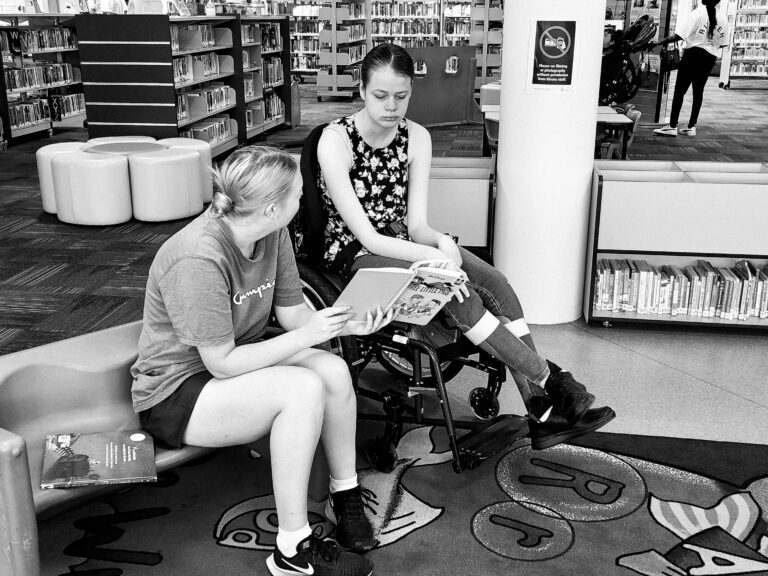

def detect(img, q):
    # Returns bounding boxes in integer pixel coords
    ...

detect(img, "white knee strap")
[464,311,500,345]
[505,318,530,338]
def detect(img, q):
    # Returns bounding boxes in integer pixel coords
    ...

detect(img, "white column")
[493,0,606,324]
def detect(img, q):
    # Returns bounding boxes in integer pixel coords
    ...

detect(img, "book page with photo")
[333,259,467,326]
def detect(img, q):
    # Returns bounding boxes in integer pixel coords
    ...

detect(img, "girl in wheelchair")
[316,43,616,452]
[131,147,392,576]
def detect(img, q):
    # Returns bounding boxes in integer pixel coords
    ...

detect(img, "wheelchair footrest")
[455,415,528,469]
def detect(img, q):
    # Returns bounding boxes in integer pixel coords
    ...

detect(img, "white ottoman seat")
[51,151,132,226]
[86,135,157,145]
[157,137,214,203]
[35,142,86,214]
[128,148,204,222]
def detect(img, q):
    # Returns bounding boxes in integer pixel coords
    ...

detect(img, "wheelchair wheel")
[469,387,500,420]
[297,262,361,378]
[376,348,464,384]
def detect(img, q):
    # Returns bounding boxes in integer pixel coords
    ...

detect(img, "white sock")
[276,523,312,557]
[329,474,358,494]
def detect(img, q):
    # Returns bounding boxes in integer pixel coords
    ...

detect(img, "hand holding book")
[333,259,469,326]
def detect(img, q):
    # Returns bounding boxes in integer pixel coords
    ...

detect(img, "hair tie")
[212,191,235,216]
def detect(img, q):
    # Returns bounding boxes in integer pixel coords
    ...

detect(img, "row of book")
[292,53,319,70]
[176,84,233,121]
[242,48,261,70]
[445,3,472,17]
[241,22,283,51]
[326,44,366,61]
[292,37,320,52]
[293,20,323,34]
[49,93,85,120]
[179,114,233,145]
[373,37,438,47]
[371,20,440,35]
[244,71,263,100]
[293,3,320,17]
[171,23,216,53]
[263,55,284,86]
[0,27,77,55]
[173,53,222,86]
[371,1,440,17]
[8,98,51,129]
[4,63,75,92]
[593,258,768,321]
[264,91,285,121]
[444,20,472,35]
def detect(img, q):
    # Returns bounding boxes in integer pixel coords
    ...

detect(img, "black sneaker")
[325,486,376,552]
[266,531,373,576]
[544,361,595,425]
[527,396,616,450]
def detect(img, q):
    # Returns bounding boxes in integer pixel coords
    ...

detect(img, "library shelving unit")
[443,0,471,46]
[241,15,291,140]
[290,0,322,79]
[74,13,291,158]
[0,13,83,150]
[317,0,371,100]
[719,0,768,89]
[469,0,501,91]
[585,160,768,329]
[370,0,440,49]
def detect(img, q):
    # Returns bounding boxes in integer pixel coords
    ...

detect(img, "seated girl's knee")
[287,368,326,407]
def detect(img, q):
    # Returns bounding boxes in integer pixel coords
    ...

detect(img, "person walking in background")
[652,0,728,137]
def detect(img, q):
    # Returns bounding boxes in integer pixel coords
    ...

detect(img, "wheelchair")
[290,123,528,473]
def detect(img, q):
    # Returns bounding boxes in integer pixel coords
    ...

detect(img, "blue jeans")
[352,247,550,394]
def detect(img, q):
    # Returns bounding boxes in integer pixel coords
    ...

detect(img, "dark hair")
[702,0,719,36]
[360,43,414,88]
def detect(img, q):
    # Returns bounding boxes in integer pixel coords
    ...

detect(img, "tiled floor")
[1,79,767,446]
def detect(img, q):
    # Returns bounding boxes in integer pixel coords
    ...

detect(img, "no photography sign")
[530,20,576,91]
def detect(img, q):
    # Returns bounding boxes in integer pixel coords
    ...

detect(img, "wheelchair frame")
[291,123,528,473]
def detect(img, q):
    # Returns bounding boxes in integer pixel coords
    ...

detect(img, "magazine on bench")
[40,430,157,489]
[333,259,468,326]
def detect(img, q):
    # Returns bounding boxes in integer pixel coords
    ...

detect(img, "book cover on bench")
[333,259,468,326]
[40,430,157,489]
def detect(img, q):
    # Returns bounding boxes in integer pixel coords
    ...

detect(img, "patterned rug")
[38,424,768,576]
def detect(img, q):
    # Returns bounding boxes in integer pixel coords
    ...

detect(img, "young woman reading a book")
[317,43,616,450]
[131,146,392,576]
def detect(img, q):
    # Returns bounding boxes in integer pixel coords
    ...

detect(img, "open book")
[40,430,157,489]
[333,259,468,326]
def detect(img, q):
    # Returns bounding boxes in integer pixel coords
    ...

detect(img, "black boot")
[527,396,616,450]
[544,361,595,425]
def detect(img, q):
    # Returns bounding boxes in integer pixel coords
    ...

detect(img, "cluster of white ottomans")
[36,135,213,225]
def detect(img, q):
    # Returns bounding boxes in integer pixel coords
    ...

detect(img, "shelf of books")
[469,0,501,91]
[585,160,768,328]
[241,15,291,140]
[719,0,768,88]
[317,0,371,100]
[75,14,291,157]
[443,0,471,46]
[370,0,440,48]
[291,1,322,78]
[0,13,83,150]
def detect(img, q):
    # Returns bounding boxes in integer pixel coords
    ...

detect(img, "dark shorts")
[138,371,212,449]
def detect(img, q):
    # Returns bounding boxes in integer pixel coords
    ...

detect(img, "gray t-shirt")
[131,210,304,412]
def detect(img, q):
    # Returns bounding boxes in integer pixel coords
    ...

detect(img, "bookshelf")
[443,0,471,47]
[291,0,322,78]
[469,0,502,91]
[317,0,371,100]
[585,160,768,328]
[0,13,83,150]
[719,0,768,89]
[241,15,291,140]
[370,0,440,48]
[75,14,291,158]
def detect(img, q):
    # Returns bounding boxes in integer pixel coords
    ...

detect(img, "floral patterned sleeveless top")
[319,114,411,268]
